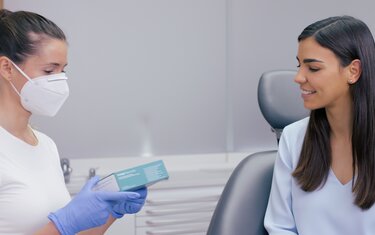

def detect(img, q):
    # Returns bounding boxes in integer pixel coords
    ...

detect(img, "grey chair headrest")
[258,70,309,133]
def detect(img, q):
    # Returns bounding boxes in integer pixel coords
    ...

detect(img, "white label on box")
[93,174,119,192]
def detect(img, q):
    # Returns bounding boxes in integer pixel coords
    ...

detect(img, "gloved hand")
[110,187,148,218]
[48,176,141,235]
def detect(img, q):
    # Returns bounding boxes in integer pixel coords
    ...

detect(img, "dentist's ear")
[347,59,361,84]
[0,56,14,81]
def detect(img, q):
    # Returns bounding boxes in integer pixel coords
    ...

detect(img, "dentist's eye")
[44,70,53,74]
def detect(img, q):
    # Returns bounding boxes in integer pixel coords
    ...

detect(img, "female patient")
[264,16,375,234]
[0,9,147,235]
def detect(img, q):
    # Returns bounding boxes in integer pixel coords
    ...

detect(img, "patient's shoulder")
[276,117,309,168]
[283,117,309,137]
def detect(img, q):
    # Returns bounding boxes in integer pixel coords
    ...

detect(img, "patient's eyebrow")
[296,56,324,64]
[303,58,324,63]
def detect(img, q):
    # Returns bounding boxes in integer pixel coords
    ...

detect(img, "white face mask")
[10,61,70,117]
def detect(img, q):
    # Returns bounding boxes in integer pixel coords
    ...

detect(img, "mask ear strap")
[9,81,21,96]
[9,60,33,82]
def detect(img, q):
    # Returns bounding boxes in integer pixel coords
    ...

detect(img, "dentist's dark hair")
[0,9,66,64]
[292,16,375,209]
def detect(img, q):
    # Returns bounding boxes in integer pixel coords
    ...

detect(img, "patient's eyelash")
[309,67,320,72]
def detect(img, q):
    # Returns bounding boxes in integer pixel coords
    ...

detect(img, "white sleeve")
[0,154,3,188]
[264,130,298,235]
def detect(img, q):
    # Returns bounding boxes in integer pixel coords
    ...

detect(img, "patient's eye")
[309,67,320,72]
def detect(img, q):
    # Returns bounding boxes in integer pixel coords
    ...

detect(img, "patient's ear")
[0,56,14,81]
[347,59,361,84]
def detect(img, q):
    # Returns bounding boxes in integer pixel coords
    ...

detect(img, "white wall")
[4,0,375,159]
[228,0,375,152]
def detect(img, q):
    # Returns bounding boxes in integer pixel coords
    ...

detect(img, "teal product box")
[93,160,169,192]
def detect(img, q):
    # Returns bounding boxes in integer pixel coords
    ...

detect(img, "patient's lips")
[300,88,316,100]
[301,89,316,95]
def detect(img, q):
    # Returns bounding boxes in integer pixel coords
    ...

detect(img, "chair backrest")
[207,70,309,235]
[207,150,277,235]
[258,70,309,142]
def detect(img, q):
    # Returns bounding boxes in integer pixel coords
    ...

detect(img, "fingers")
[113,201,144,214]
[125,203,143,213]
[127,198,146,204]
[82,176,100,191]
[97,191,141,202]
[134,187,147,198]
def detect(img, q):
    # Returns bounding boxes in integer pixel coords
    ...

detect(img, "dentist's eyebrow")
[46,62,68,67]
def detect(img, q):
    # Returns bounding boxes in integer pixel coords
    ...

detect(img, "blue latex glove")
[110,187,148,218]
[48,176,141,235]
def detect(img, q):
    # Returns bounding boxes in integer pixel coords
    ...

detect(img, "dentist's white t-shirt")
[0,126,71,235]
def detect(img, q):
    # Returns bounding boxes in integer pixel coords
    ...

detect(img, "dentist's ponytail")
[0,9,66,64]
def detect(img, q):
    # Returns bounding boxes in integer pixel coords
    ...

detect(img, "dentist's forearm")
[78,215,116,235]
[33,221,61,235]
[33,215,116,235]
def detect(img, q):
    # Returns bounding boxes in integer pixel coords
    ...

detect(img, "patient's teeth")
[301,89,316,95]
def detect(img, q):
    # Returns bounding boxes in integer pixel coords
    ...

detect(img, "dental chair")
[258,70,309,143]
[207,70,309,235]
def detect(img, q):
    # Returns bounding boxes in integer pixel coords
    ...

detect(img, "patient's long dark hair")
[292,16,375,209]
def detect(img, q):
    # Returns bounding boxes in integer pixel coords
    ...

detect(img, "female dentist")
[0,9,147,235]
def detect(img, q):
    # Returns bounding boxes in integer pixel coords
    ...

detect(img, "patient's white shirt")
[264,117,375,235]
[0,126,71,235]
